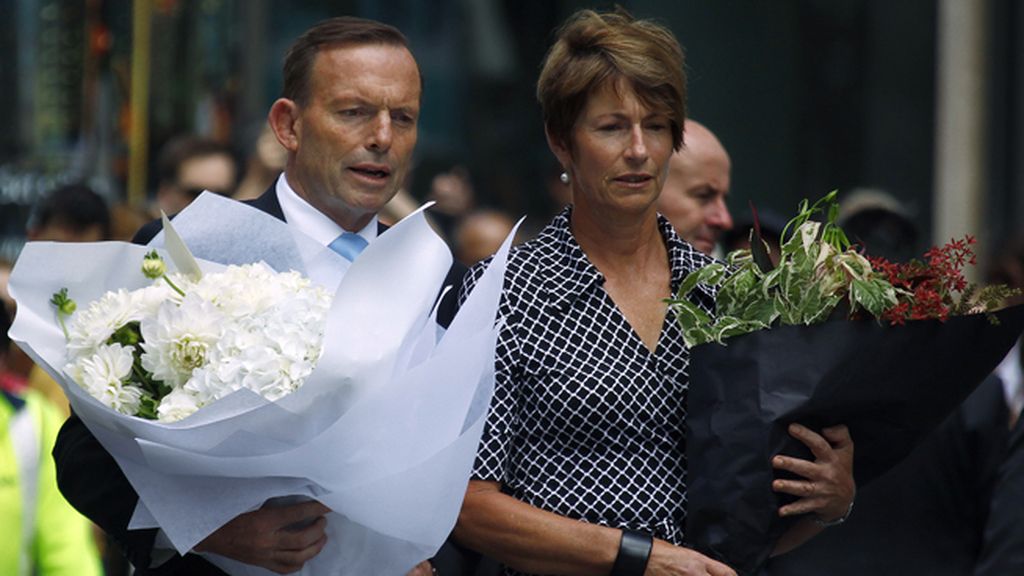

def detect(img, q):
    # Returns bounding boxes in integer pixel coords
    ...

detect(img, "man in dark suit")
[54,16,457,576]
[974,408,1024,575]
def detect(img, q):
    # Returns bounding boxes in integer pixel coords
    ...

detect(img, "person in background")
[721,209,787,267]
[453,10,854,576]
[838,188,920,264]
[234,125,288,202]
[154,136,238,215]
[0,304,103,576]
[24,184,113,415]
[973,232,1024,575]
[656,119,733,256]
[425,163,477,241]
[453,209,516,266]
[21,183,134,575]
[26,184,110,244]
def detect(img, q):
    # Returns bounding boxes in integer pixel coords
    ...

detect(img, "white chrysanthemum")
[140,297,224,387]
[65,289,144,359]
[157,387,200,422]
[64,343,144,415]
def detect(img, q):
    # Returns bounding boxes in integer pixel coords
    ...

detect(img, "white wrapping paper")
[8,193,514,575]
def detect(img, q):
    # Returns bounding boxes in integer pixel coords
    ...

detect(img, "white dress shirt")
[996,338,1023,420]
[275,173,378,248]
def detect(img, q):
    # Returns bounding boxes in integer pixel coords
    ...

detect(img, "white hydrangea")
[63,263,329,422]
[156,387,200,422]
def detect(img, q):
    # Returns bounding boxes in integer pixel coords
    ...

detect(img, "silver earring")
[560,172,570,184]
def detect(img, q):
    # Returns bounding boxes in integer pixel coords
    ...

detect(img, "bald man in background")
[656,119,733,255]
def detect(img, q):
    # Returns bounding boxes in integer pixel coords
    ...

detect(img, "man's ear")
[545,126,572,177]
[267,98,301,153]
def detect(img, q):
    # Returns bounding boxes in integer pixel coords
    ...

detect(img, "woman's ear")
[267,98,301,153]
[545,126,572,177]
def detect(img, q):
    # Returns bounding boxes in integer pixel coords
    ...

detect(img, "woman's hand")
[645,539,737,576]
[771,423,855,523]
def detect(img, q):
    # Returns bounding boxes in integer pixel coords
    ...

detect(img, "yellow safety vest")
[1,389,101,576]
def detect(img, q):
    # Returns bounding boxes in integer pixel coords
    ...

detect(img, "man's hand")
[406,560,436,576]
[772,423,856,523]
[194,500,331,574]
[645,539,737,576]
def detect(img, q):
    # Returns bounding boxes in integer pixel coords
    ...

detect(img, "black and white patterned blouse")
[459,206,717,574]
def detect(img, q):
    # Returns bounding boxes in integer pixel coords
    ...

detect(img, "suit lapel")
[247,184,286,221]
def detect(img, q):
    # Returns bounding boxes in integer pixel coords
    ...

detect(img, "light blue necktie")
[328,232,369,262]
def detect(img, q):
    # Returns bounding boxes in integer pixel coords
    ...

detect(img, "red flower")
[869,235,979,325]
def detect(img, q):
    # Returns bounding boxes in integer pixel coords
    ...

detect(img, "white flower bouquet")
[8,193,512,575]
[58,257,331,423]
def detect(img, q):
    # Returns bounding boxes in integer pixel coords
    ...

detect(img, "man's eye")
[340,108,365,117]
[392,112,416,126]
[690,189,714,202]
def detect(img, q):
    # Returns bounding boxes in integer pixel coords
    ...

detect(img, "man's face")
[283,44,420,231]
[178,154,237,196]
[657,129,733,255]
[157,153,237,215]
[28,221,104,243]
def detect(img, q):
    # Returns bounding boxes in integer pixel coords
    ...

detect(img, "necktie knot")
[329,232,369,262]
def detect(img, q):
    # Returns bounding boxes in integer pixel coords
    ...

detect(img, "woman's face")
[552,79,675,218]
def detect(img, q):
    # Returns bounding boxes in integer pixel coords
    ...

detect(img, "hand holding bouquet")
[668,191,1024,575]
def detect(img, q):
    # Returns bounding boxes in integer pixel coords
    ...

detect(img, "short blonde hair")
[537,9,687,152]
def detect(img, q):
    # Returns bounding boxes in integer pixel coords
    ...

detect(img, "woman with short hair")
[453,9,855,576]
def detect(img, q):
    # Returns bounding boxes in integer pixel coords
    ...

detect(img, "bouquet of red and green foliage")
[669,191,1024,575]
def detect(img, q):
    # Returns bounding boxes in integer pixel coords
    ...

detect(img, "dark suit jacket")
[762,375,1012,576]
[973,395,1024,575]
[54,187,467,574]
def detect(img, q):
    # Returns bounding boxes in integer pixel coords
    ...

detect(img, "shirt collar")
[275,173,378,247]
[533,206,717,312]
[535,207,604,312]
[996,338,1023,416]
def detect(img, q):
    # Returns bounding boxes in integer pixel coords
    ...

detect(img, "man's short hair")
[282,16,413,105]
[156,135,235,188]
[28,183,111,239]
[537,8,688,153]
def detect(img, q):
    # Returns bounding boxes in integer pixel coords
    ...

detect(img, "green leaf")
[717,267,758,316]
[670,298,713,341]
[136,394,159,420]
[741,297,779,326]
[675,263,727,301]
[713,317,769,342]
[850,277,898,317]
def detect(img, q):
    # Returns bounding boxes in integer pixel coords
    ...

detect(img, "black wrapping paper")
[684,304,1024,575]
